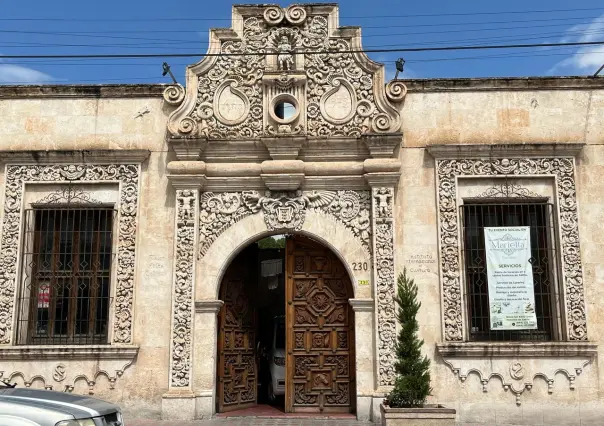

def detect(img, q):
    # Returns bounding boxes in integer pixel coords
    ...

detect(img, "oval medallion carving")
[320,78,356,124]
[213,80,249,125]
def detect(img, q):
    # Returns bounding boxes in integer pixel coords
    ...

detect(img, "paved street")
[127,419,374,425]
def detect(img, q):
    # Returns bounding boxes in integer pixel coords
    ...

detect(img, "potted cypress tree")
[380,268,456,426]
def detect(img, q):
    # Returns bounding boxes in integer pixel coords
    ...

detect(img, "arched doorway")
[216,235,356,415]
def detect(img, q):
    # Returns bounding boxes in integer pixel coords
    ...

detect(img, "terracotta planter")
[380,403,456,426]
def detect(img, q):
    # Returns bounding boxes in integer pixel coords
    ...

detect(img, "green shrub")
[385,268,432,408]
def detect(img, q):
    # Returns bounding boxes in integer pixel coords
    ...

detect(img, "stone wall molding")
[427,143,584,159]
[0,149,151,165]
[194,300,224,314]
[0,164,142,345]
[436,342,598,358]
[0,345,139,361]
[349,298,375,312]
[434,156,587,342]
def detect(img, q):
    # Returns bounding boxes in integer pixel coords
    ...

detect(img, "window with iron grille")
[16,208,116,345]
[460,202,560,342]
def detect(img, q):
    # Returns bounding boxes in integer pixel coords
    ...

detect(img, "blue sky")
[1,0,603,85]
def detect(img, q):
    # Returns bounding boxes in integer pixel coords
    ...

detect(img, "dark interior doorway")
[217,235,286,413]
[255,237,286,410]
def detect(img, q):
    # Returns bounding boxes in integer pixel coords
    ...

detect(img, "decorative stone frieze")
[170,188,199,388]
[0,164,141,345]
[33,186,103,205]
[371,187,396,387]
[434,157,587,341]
[475,182,543,199]
[0,358,134,395]
[440,354,594,406]
[165,4,404,140]
[198,190,371,258]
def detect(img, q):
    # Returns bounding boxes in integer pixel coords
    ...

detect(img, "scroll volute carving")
[165,4,404,141]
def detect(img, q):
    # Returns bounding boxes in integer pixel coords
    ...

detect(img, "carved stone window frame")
[428,144,587,343]
[0,159,145,347]
[457,177,565,342]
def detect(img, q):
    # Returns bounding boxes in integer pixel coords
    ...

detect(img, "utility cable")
[1,6,603,21]
[1,40,603,60]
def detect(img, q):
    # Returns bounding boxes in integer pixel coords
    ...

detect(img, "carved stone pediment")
[165,4,405,141]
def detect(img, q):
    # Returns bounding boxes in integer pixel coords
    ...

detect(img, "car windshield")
[275,320,285,349]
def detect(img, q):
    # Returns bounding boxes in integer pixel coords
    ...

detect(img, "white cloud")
[549,15,604,74]
[0,64,55,84]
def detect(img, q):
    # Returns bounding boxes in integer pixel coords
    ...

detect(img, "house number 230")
[352,262,369,271]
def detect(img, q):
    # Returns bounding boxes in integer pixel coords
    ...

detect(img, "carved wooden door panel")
[285,236,355,413]
[217,255,258,413]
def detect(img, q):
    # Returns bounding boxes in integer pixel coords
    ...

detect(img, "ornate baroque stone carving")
[33,186,103,205]
[170,189,198,387]
[52,364,67,382]
[475,182,543,198]
[372,187,396,386]
[0,359,134,395]
[385,80,408,103]
[0,164,140,345]
[436,158,586,341]
[166,4,403,139]
[442,356,593,405]
[199,190,371,257]
[163,84,186,106]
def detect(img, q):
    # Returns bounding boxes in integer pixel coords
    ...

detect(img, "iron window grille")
[460,201,561,342]
[16,207,116,345]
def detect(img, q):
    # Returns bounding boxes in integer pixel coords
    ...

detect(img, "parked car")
[267,315,286,402]
[0,382,124,426]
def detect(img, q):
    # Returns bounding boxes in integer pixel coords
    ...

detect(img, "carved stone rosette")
[0,164,140,345]
[170,189,199,388]
[435,158,587,341]
[372,187,396,386]
[198,190,372,258]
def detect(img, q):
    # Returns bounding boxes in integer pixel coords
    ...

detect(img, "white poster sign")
[484,226,537,330]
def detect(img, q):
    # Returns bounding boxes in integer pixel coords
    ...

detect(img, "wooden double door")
[217,236,355,414]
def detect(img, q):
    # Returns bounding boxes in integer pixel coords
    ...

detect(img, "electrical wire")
[1,6,603,21]
[3,26,604,53]
[1,40,603,60]
[1,14,601,33]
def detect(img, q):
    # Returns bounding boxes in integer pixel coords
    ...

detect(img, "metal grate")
[460,202,559,341]
[16,208,116,345]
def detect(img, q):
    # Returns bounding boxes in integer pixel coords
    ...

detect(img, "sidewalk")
[126,419,374,425]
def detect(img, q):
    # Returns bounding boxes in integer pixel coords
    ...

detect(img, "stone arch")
[196,211,372,301]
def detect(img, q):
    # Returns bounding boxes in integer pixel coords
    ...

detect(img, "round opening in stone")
[274,101,296,120]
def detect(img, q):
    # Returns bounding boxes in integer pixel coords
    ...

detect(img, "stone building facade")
[0,3,603,425]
